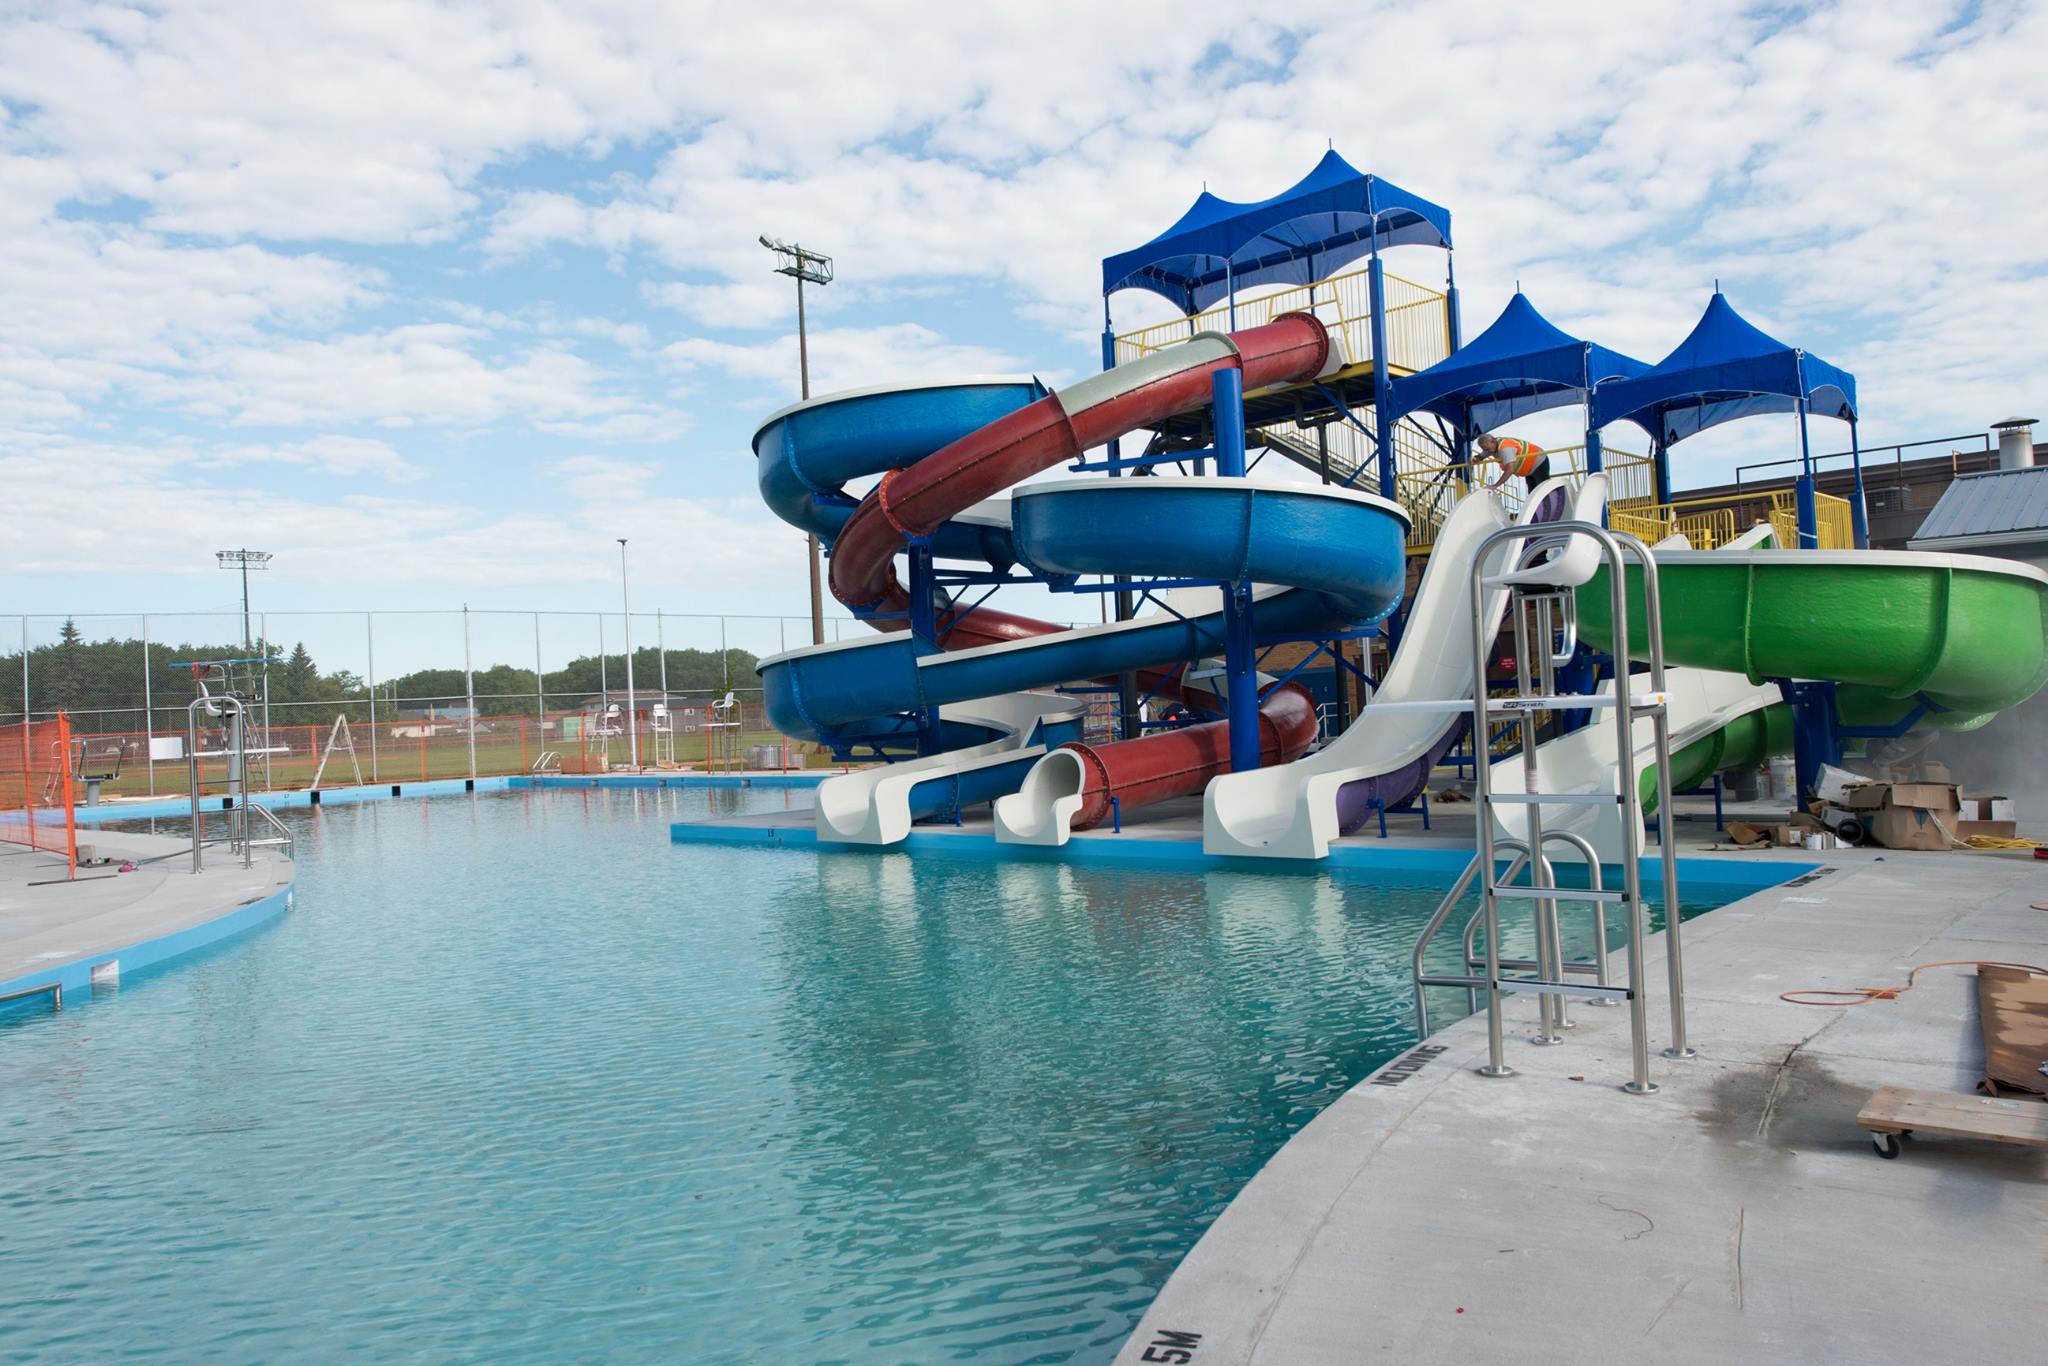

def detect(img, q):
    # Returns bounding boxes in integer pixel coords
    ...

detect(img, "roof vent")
[1993,416,2037,470]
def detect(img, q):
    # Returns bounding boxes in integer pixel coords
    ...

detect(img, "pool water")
[2,788,1724,1362]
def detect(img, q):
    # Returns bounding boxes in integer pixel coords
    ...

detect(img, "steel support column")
[1212,367,1259,773]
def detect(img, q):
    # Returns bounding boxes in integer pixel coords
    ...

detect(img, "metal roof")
[1908,464,2048,548]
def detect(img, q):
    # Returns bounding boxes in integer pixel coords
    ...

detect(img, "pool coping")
[0,846,295,1012]
[69,770,830,826]
[669,817,1813,891]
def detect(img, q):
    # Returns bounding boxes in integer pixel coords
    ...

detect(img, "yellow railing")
[1608,497,1742,550]
[1766,490,1854,549]
[1393,445,1657,554]
[1112,264,1451,376]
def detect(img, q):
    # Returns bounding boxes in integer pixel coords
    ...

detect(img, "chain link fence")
[1,609,878,794]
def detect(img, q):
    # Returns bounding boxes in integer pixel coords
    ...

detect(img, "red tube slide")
[826,313,1335,822]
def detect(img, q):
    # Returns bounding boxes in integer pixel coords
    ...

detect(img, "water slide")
[752,314,1412,844]
[1186,475,1601,860]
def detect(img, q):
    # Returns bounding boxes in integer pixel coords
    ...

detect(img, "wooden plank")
[1857,1085,2048,1148]
[1977,964,2048,1098]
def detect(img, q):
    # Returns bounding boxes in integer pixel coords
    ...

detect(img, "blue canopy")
[1587,292,1858,444]
[1383,292,1649,432]
[1100,150,1453,314]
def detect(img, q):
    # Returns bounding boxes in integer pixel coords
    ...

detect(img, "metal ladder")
[1417,520,1689,1094]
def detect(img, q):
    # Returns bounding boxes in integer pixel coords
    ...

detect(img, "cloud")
[662,323,1031,397]
[203,435,425,482]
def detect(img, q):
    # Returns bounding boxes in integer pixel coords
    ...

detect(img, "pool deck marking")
[1109,845,2048,1365]
[0,829,294,1011]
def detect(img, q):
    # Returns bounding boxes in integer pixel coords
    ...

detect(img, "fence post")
[463,605,477,782]
[520,716,528,774]
[259,612,273,793]
[141,613,156,796]
[533,611,545,721]
[418,725,427,781]
[363,612,377,782]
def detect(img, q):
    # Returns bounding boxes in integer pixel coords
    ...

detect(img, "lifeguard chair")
[705,692,741,771]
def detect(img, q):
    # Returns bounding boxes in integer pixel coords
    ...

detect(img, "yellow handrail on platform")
[1112,264,1451,375]
[1766,489,1854,549]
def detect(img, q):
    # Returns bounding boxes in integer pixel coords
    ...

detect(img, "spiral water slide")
[752,314,1412,845]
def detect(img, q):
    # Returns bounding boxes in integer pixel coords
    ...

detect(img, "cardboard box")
[1814,764,1864,805]
[1728,819,1814,848]
[1845,781,1961,851]
[1959,795,2016,823]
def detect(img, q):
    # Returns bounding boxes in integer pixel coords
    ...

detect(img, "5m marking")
[1141,1329,1203,1363]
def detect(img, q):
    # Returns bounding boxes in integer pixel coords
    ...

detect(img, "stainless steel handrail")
[1466,520,1685,1093]
[0,981,63,1013]
[247,801,296,862]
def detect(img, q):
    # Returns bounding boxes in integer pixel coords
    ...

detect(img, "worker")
[1476,432,1550,490]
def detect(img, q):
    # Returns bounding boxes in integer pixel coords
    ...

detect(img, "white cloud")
[662,323,1032,397]
[203,435,425,483]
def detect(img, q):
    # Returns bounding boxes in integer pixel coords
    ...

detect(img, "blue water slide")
[752,379,1411,838]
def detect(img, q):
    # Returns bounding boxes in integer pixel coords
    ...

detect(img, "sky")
[3,0,2045,663]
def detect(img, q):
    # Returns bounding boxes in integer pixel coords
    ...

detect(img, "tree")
[39,619,88,713]
[280,642,319,701]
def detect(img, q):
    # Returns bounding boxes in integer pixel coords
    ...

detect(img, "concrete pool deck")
[0,829,293,1010]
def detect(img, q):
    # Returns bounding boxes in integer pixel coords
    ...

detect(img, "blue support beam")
[906,536,943,754]
[1794,396,1819,548]
[1366,244,1397,502]
[1212,366,1261,773]
[1848,418,1870,548]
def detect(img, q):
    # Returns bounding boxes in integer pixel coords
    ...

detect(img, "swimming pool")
[1,787,1733,1362]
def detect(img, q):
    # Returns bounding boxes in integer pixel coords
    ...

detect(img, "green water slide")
[1645,703,1792,810]
[1581,549,2048,736]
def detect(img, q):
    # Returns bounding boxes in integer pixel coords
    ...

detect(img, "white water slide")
[1200,475,1606,860]
[811,691,1086,845]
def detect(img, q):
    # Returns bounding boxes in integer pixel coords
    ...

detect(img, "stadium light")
[215,549,272,653]
[760,233,833,645]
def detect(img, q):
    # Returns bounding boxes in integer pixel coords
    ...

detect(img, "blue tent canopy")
[1100,150,1453,314]
[1383,292,1648,432]
[1587,292,1858,445]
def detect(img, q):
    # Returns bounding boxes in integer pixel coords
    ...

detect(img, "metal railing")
[1461,521,1686,1093]
[0,981,63,1013]
[1112,264,1452,374]
[1766,489,1855,549]
[1734,431,1994,490]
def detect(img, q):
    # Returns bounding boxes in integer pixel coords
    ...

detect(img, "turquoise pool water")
[2,788,1730,1362]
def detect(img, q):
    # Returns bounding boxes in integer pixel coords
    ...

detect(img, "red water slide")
[827,313,1333,829]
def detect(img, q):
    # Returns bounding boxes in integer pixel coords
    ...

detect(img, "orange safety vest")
[1493,437,1546,479]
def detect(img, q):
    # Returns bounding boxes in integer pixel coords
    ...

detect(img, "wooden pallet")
[1857,1085,2048,1159]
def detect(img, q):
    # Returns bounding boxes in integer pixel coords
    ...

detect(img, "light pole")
[619,538,638,769]
[760,233,833,645]
[215,549,271,653]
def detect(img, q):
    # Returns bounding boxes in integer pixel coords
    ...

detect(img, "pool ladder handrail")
[1458,521,1685,1093]
[1410,829,1611,1039]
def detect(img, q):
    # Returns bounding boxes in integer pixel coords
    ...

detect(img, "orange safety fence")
[0,715,76,877]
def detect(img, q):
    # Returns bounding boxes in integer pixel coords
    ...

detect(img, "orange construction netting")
[0,715,76,877]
